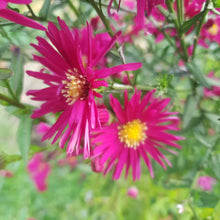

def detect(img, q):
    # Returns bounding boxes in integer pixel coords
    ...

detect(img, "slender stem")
[67,0,80,16]
[26,5,36,17]
[176,0,184,26]
[88,0,115,37]
[5,81,17,101]
[165,0,188,61]
[0,93,25,108]
[94,0,135,14]
[87,0,133,85]
[192,0,210,60]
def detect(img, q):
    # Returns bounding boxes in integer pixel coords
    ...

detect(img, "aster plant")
[0,0,220,217]
[92,90,184,180]
[27,18,141,159]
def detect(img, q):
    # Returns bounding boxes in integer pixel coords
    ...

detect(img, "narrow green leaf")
[213,0,220,7]
[180,11,205,33]
[39,0,51,19]
[0,80,7,88]
[10,48,24,100]
[204,112,220,125]
[209,154,220,180]
[0,68,13,80]
[17,115,33,163]
[192,190,219,208]
[186,61,210,88]
[182,95,199,130]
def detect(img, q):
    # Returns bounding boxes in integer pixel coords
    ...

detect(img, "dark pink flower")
[108,0,164,27]
[91,158,105,173]
[27,18,142,159]
[197,176,217,191]
[92,90,184,180]
[0,0,46,31]
[136,0,164,26]
[0,170,13,178]
[127,186,138,198]
[203,72,220,97]
[36,122,51,135]
[58,156,77,169]
[27,153,50,192]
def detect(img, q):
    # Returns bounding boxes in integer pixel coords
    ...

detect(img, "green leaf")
[213,0,220,7]
[182,95,199,130]
[0,68,13,80]
[186,61,210,88]
[204,112,220,125]
[180,11,205,34]
[209,154,220,180]
[0,151,22,169]
[10,48,24,100]
[39,0,51,19]
[192,190,219,208]
[16,115,33,163]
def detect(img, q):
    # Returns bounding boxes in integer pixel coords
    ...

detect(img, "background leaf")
[16,115,33,163]
[0,68,13,80]
[10,48,24,100]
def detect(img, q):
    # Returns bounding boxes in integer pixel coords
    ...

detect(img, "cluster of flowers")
[5,0,217,182]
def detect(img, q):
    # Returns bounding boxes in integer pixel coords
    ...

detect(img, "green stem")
[165,0,188,61]
[87,0,133,85]
[5,81,17,101]
[176,0,184,26]
[67,0,80,16]
[0,93,25,108]
[87,0,115,37]
[192,0,210,60]
[26,5,36,17]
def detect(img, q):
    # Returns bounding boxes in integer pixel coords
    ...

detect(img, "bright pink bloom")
[0,0,46,31]
[0,170,13,178]
[27,153,50,192]
[91,158,105,173]
[27,18,142,159]
[36,122,51,135]
[127,186,138,198]
[203,72,220,97]
[108,0,164,27]
[58,156,77,169]
[197,176,217,191]
[136,0,164,26]
[92,90,184,180]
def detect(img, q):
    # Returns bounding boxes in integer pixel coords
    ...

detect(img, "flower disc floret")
[118,119,147,149]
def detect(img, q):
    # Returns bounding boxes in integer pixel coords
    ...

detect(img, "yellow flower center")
[118,119,147,149]
[61,69,89,105]
[207,23,218,36]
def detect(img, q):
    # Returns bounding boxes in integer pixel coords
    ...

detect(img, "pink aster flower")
[92,89,184,180]
[27,153,51,192]
[136,0,164,26]
[203,72,220,97]
[127,186,138,198]
[197,176,217,191]
[27,18,142,159]
[0,0,46,31]
[108,0,164,27]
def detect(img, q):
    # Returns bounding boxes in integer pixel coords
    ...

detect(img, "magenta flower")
[108,0,164,27]
[127,186,139,198]
[136,0,164,26]
[91,158,105,173]
[36,122,51,135]
[27,153,51,192]
[92,89,184,180]
[203,72,220,97]
[197,176,217,191]
[27,18,142,159]
[0,0,46,31]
